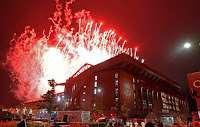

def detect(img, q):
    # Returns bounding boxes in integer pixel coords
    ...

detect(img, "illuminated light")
[5,0,144,101]
[184,42,191,48]
[141,59,145,63]
[57,97,61,101]
[98,89,101,92]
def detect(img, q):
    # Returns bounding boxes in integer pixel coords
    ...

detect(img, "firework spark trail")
[6,0,144,101]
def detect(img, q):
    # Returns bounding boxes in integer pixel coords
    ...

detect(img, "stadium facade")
[63,53,190,120]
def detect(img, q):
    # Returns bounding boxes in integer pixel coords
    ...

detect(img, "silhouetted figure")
[171,122,180,127]
[17,119,26,127]
[145,122,154,127]
[156,123,163,127]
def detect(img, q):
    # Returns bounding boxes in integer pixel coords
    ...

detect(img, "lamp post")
[98,89,103,114]
[184,42,191,48]
[183,41,200,49]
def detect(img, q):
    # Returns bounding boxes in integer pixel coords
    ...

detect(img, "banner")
[187,72,200,97]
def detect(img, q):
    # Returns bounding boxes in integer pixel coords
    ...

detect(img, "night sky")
[0,0,200,111]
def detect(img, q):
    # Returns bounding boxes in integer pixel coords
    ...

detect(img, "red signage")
[187,72,200,111]
[187,72,200,97]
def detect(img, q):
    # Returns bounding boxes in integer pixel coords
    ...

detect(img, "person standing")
[126,120,130,127]
[114,121,119,127]
[119,119,124,127]
[106,120,110,127]
[109,119,113,127]
[141,121,145,127]
[134,121,138,127]
[129,120,133,127]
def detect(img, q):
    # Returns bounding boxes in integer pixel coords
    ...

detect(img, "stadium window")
[134,92,136,99]
[94,82,97,87]
[115,73,118,78]
[115,79,118,87]
[138,88,141,109]
[133,78,136,103]
[149,91,152,109]
[94,76,97,88]
[115,101,118,109]
[72,84,76,92]
[143,89,147,109]
[115,97,118,102]
[115,73,119,110]
[133,78,135,83]
[115,88,118,97]
[94,88,97,94]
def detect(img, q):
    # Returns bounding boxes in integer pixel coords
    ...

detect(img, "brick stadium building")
[63,53,190,121]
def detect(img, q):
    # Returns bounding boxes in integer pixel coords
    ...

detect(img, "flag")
[187,72,200,97]
[187,72,200,111]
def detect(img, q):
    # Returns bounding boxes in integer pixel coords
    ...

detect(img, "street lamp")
[98,88,103,114]
[57,96,61,101]
[184,42,191,49]
[183,41,200,49]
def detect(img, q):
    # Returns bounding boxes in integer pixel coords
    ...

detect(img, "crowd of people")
[15,116,200,127]
[105,118,200,127]
[105,119,161,127]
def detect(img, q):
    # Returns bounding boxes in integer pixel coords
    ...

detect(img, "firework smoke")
[5,0,143,101]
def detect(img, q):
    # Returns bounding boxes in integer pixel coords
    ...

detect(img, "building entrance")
[161,116,174,127]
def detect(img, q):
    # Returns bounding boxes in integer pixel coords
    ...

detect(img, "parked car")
[96,117,121,123]
[51,122,68,127]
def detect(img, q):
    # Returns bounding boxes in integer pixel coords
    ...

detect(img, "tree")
[88,103,99,114]
[121,102,129,119]
[88,103,99,121]
[37,79,58,125]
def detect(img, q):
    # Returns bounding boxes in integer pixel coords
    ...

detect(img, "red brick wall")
[118,70,135,112]
[65,69,190,117]
[95,71,116,110]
